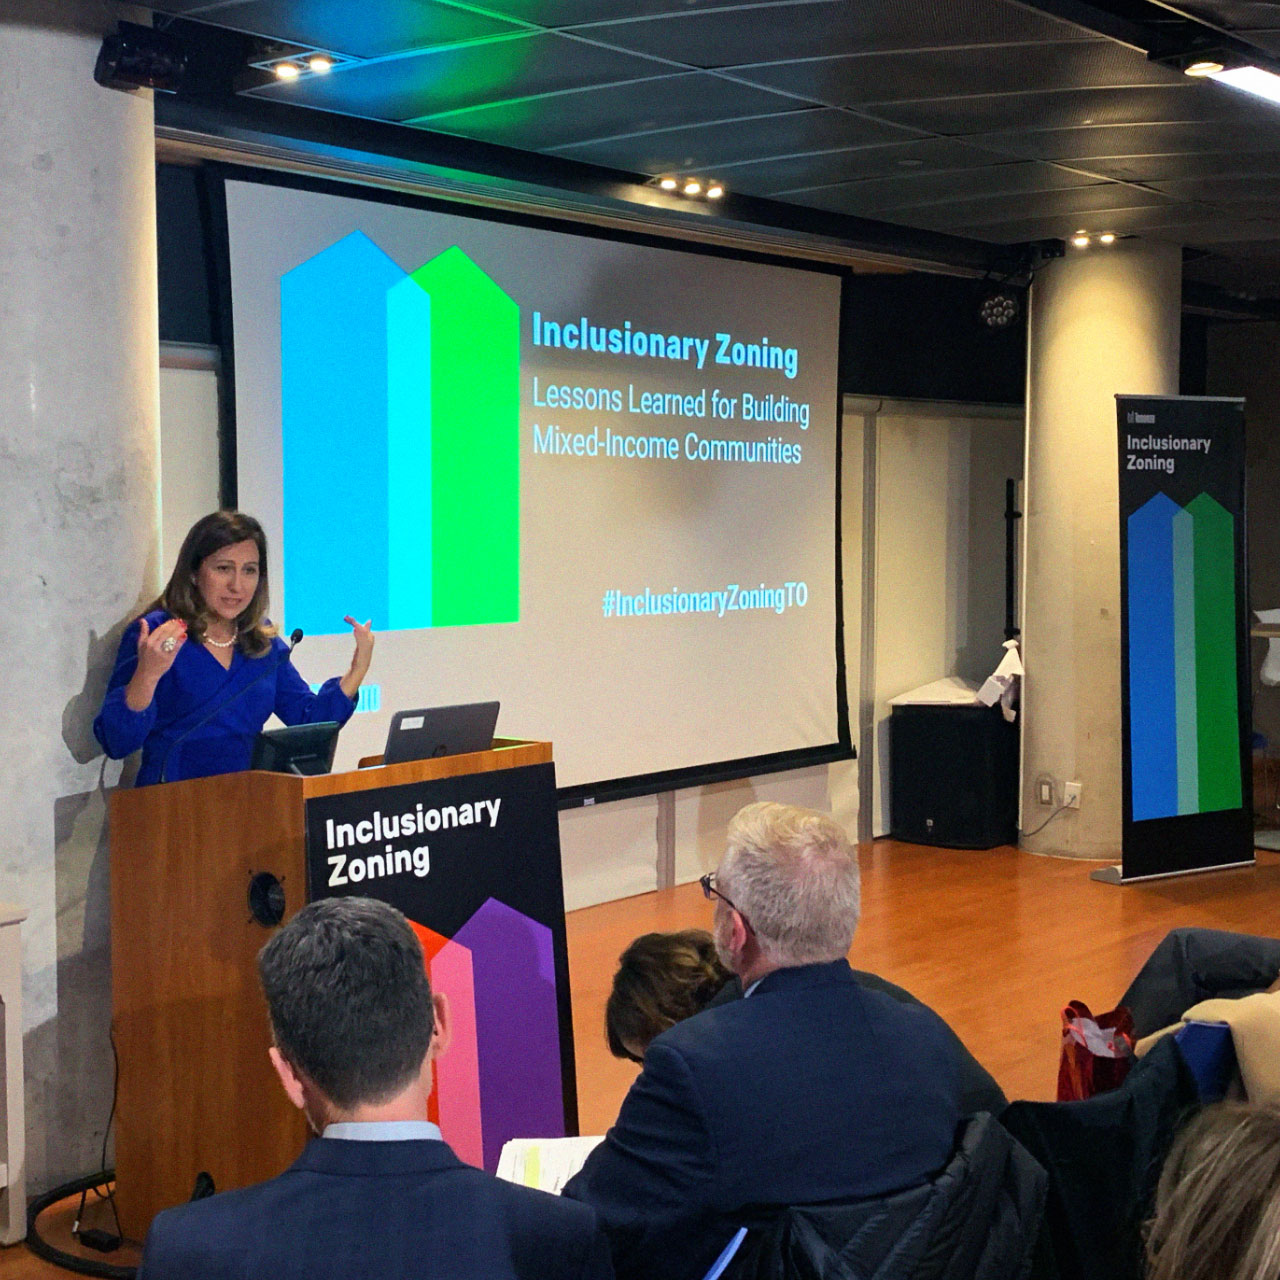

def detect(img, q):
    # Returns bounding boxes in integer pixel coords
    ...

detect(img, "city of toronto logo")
[281,231,519,633]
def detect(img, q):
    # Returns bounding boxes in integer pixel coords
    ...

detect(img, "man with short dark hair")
[564,802,985,1280]
[139,896,612,1280]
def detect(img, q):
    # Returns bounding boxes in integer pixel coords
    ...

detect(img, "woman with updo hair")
[605,930,735,1063]
[94,510,373,785]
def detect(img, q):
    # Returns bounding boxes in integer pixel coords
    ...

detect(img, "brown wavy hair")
[1146,1101,1280,1280]
[605,930,732,1063]
[151,511,276,657]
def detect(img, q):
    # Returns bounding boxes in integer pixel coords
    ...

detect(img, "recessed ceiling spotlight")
[706,183,725,199]
[684,180,702,196]
[273,61,302,80]
[307,54,333,74]
[659,177,678,191]
[1071,230,1091,248]
[1185,59,1225,76]
[1099,232,1117,245]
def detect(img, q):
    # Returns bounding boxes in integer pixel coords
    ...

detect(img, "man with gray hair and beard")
[564,802,980,1280]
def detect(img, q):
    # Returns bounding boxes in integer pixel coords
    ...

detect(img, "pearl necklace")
[204,631,237,649]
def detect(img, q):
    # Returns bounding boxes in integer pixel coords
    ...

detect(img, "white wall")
[158,350,221,566]
[869,403,1024,836]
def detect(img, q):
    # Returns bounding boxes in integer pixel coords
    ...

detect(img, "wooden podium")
[109,739,552,1239]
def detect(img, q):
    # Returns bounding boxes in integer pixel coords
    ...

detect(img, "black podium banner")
[304,761,575,1168]
[1117,395,1252,880]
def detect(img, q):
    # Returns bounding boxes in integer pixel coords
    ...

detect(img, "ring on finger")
[161,636,177,653]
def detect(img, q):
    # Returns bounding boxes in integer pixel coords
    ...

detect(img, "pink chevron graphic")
[407,920,483,1166]
[431,939,483,1167]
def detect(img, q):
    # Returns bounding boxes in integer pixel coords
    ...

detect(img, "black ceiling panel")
[468,0,802,25]
[966,119,1280,162]
[153,0,525,58]
[1071,148,1280,183]
[412,72,800,149]
[764,159,1100,215]
[244,31,669,120]
[870,81,1280,137]
[729,39,1178,111]
[563,0,1083,69]
[121,0,1280,300]
[1150,172,1280,202]
[549,108,924,174]
[928,202,1224,243]
[881,182,1176,231]
[723,138,1019,195]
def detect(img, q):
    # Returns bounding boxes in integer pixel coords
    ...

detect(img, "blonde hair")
[152,511,276,657]
[719,802,859,967]
[1146,1102,1280,1280]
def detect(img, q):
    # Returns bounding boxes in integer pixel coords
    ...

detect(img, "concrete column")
[1021,241,1181,857]
[0,2,159,1188]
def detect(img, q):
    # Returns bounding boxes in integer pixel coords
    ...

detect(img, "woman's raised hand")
[340,615,375,699]
[126,617,187,709]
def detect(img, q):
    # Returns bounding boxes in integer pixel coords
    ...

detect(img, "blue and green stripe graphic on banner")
[280,233,520,635]
[1127,492,1241,820]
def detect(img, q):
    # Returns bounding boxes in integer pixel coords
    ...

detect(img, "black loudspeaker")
[889,703,1019,849]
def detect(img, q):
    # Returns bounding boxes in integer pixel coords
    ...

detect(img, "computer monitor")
[251,721,341,776]
[382,701,500,766]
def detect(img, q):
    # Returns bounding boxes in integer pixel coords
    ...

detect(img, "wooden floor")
[7,839,1280,1276]
[565,840,1280,1134]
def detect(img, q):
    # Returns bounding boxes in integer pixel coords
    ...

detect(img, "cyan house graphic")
[281,231,519,634]
[1127,492,1241,820]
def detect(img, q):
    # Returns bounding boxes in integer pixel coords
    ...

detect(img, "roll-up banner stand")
[304,761,577,1168]
[1093,395,1253,884]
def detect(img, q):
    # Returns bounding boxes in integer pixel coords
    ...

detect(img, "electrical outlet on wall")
[1064,781,1082,809]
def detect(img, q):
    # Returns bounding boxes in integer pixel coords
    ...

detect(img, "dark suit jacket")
[564,959,965,1280]
[138,1137,614,1280]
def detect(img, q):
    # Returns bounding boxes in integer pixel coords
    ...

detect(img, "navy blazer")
[138,1137,614,1280]
[563,959,965,1280]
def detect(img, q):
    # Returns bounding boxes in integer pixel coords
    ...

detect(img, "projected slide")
[227,177,843,789]
[1127,492,1241,820]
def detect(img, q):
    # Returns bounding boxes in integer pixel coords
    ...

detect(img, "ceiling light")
[684,180,702,196]
[1071,231,1091,248]
[273,61,302,80]
[659,177,678,191]
[1184,59,1225,76]
[1206,64,1280,105]
[706,183,725,199]
[1099,232,1117,245]
[307,54,333,74]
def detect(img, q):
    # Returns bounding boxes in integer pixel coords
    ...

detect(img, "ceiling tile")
[919,202,1218,243]
[244,31,669,120]
[549,108,923,174]
[464,0,800,25]
[724,138,1017,195]
[889,183,1177,232]
[870,81,1280,137]
[762,159,1099,215]
[564,0,1084,68]
[161,0,523,59]
[1070,150,1280,183]
[729,39,1177,109]
[964,119,1280,163]
[412,73,799,149]
[1151,173,1280,202]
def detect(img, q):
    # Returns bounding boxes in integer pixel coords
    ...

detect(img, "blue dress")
[94,610,356,786]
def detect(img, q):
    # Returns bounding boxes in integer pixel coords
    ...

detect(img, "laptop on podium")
[382,700,500,766]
